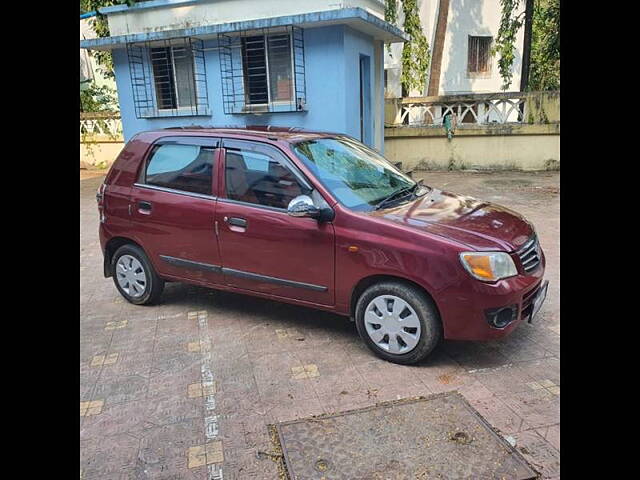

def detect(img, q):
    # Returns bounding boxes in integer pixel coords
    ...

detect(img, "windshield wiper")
[414,178,430,196]
[374,184,416,210]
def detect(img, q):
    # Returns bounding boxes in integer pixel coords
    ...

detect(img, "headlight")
[459,252,517,282]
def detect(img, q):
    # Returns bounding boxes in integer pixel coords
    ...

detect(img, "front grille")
[521,281,541,315]
[516,235,541,274]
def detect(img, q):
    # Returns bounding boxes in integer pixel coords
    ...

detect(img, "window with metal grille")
[127,38,209,118]
[242,33,293,105]
[150,46,197,110]
[467,36,493,77]
[241,36,269,105]
[219,26,306,114]
[240,33,295,106]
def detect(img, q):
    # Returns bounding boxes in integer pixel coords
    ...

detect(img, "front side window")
[292,137,415,211]
[241,33,293,106]
[224,143,309,209]
[144,143,215,195]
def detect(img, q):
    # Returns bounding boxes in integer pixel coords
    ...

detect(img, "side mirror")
[287,195,334,222]
[287,195,321,218]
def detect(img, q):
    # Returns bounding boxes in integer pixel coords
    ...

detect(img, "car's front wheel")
[111,244,164,305]
[355,281,442,364]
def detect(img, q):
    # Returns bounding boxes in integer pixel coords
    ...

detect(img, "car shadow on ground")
[156,282,514,371]
[160,281,356,333]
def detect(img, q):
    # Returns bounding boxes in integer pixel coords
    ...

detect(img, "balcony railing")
[385,91,560,128]
[80,112,123,140]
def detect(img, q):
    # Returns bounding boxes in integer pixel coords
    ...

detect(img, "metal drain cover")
[275,392,537,480]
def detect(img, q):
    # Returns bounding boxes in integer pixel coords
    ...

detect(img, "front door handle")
[225,216,247,228]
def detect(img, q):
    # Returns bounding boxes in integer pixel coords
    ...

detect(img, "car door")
[215,138,335,306]
[129,136,224,285]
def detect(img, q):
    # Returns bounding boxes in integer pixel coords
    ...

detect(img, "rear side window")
[144,143,215,195]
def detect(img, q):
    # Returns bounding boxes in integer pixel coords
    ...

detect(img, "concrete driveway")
[80,170,560,479]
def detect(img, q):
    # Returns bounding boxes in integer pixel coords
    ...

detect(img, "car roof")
[149,125,343,144]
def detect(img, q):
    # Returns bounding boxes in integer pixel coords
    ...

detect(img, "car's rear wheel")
[355,281,442,364]
[112,244,164,305]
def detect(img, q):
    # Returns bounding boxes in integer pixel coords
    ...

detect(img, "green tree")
[528,0,560,90]
[80,1,137,111]
[80,0,137,77]
[494,0,560,91]
[385,0,431,95]
[494,0,525,91]
[80,83,118,112]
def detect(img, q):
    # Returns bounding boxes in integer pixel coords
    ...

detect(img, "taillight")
[97,183,107,223]
[96,183,106,204]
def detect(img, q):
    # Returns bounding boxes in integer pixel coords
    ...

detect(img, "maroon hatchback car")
[97,127,547,364]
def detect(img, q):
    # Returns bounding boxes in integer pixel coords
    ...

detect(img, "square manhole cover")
[275,392,537,479]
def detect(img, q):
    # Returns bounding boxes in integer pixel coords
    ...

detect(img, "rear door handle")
[225,216,247,228]
[138,201,152,213]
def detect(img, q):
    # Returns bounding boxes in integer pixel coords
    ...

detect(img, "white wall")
[384,0,525,97]
[439,0,524,94]
[108,0,387,36]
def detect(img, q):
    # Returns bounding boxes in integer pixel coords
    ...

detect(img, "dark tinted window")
[468,36,492,74]
[145,143,215,195]
[224,146,308,209]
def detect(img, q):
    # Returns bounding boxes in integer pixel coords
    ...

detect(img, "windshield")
[292,136,416,211]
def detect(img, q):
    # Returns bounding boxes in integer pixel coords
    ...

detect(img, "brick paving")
[80,170,560,479]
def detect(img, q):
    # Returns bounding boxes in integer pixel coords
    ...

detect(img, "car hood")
[368,188,534,251]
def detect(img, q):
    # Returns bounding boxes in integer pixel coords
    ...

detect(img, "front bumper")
[439,252,546,341]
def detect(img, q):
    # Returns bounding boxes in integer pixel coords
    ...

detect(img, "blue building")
[80,0,407,151]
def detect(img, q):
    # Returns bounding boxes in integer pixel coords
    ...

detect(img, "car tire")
[111,244,164,305]
[355,281,442,365]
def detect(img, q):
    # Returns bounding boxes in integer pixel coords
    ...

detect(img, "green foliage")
[80,1,137,113]
[384,0,398,55]
[401,0,430,94]
[494,0,525,91]
[529,0,560,90]
[80,83,118,112]
[80,82,121,162]
[494,0,560,91]
[80,1,138,77]
[385,0,430,95]
[385,0,398,25]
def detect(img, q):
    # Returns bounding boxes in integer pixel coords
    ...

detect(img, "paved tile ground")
[80,170,560,479]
